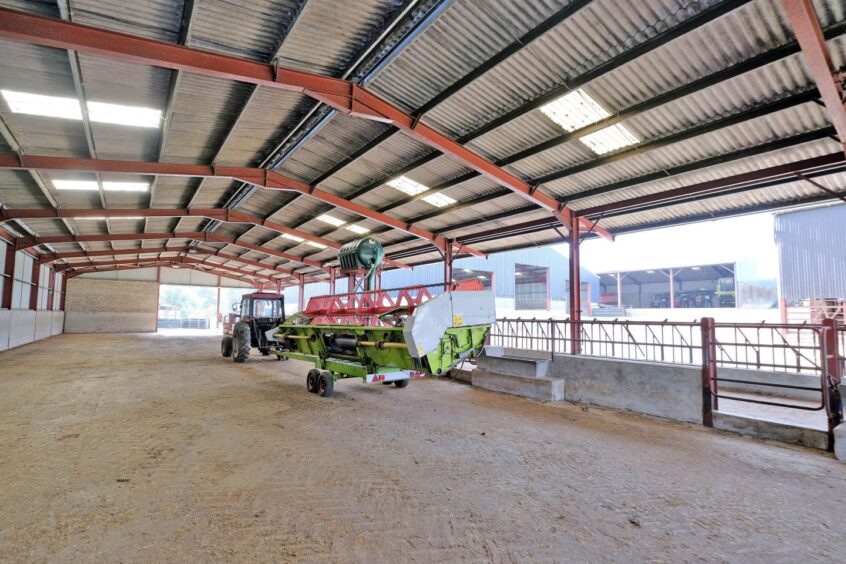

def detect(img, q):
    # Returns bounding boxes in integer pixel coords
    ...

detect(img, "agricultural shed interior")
[0,0,845,561]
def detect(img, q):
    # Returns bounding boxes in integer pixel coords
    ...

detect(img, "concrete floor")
[0,334,843,562]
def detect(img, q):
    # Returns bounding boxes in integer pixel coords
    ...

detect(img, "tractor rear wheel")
[318,371,334,397]
[306,369,320,393]
[221,336,233,358]
[394,378,410,388]
[232,322,251,363]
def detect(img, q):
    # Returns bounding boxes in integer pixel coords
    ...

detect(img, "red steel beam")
[0,206,339,249]
[58,255,285,284]
[65,261,267,288]
[784,0,846,154]
[39,245,191,263]
[14,230,329,271]
[0,8,611,241]
[42,245,320,283]
[0,154,469,259]
[576,152,846,217]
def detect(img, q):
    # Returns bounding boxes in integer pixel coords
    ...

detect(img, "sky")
[554,212,778,276]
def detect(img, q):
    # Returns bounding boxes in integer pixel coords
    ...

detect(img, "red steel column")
[568,215,581,354]
[46,267,55,310]
[821,318,843,445]
[1,245,14,309]
[29,259,40,310]
[443,240,453,287]
[700,317,717,427]
[59,273,67,310]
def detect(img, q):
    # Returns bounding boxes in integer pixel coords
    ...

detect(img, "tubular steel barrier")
[487,317,844,444]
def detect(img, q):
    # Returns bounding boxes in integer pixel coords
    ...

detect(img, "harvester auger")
[268,238,495,397]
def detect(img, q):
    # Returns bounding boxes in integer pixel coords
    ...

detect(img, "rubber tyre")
[394,378,410,388]
[232,321,251,363]
[382,381,392,385]
[221,336,233,358]
[306,369,320,393]
[259,347,270,356]
[318,371,334,397]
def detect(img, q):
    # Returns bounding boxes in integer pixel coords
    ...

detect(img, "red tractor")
[221,292,286,363]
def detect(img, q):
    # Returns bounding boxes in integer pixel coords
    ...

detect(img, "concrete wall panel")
[51,311,64,335]
[0,309,10,351]
[8,310,37,349]
[34,310,52,341]
[551,355,703,424]
[0,310,66,351]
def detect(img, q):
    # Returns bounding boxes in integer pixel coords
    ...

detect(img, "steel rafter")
[63,261,276,288]
[288,1,771,245]
[0,153,478,258]
[220,0,435,230]
[0,8,610,240]
[576,152,846,217]
[13,230,328,271]
[294,88,825,258]
[0,207,341,249]
[178,0,309,232]
[783,0,846,154]
[56,255,283,282]
[306,125,836,261]
[269,0,593,229]
[37,245,316,283]
[300,0,755,244]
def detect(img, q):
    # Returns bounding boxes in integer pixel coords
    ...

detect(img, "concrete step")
[471,369,564,402]
[713,412,829,450]
[478,347,549,378]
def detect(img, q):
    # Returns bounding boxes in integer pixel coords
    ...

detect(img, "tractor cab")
[222,292,286,362]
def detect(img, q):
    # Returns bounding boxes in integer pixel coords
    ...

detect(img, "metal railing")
[489,318,828,374]
[488,317,843,441]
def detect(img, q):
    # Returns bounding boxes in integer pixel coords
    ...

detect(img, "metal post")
[2,245,16,309]
[59,273,67,311]
[216,280,221,329]
[700,317,717,426]
[821,318,843,447]
[443,241,453,288]
[46,267,55,310]
[568,215,581,354]
[297,276,305,311]
[29,259,40,310]
[329,267,336,295]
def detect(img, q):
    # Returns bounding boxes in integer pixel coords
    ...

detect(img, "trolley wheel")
[394,378,410,388]
[306,369,320,393]
[318,371,334,397]
[259,347,270,356]
[382,381,392,385]
[221,336,233,358]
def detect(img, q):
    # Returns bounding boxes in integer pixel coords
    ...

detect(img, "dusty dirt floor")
[0,334,843,563]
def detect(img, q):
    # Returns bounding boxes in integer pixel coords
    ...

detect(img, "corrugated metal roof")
[3,0,846,281]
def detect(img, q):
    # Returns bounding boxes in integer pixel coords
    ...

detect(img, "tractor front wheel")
[306,369,320,393]
[221,336,233,358]
[232,322,251,363]
[318,371,334,397]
